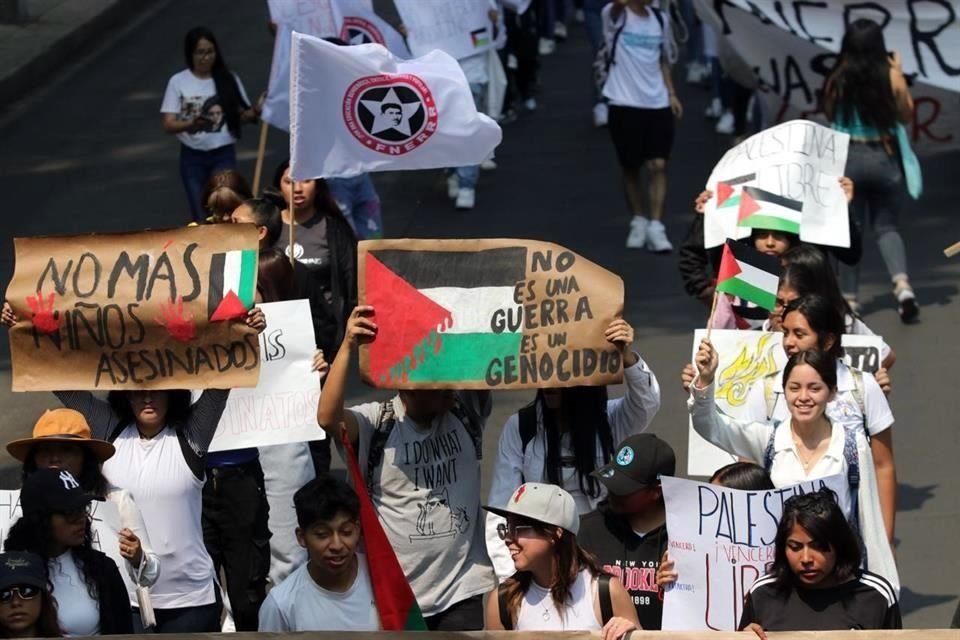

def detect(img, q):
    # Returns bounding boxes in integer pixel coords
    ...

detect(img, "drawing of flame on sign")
[715,333,780,407]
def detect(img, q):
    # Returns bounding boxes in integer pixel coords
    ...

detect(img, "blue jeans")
[179,143,237,222]
[327,174,383,239]
[455,82,486,190]
[678,0,704,63]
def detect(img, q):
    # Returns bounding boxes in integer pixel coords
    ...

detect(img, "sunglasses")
[0,586,40,603]
[496,523,541,541]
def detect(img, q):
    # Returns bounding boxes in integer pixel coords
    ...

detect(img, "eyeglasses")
[193,48,216,58]
[0,586,40,603]
[496,523,540,541]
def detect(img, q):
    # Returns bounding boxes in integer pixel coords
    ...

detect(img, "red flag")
[340,426,428,630]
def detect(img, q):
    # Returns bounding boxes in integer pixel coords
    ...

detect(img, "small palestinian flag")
[364,247,525,385]
[715,239,782,311]
[470,27,490,47]
[738,186,802,235]
[715,172,756,209]
[208,249,257,321]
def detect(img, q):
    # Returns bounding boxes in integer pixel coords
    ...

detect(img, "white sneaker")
[715,110,735,134]
[506,53,519,70]
[704,97,723,118]
[554,22,568,40]
[574,8,585,23]
[592,102,609,128]
[455,188,476,210]
[523,97,537,112]
[626,216,650,249]
[538,38,556,56]
[645,220,673,253]
[446,174,459,199]
[686,62,707,84]
[480,158,498,171]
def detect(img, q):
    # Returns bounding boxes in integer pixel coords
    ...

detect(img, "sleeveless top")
[516,569,603,631]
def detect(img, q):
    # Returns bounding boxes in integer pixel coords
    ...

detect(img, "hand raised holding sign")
[1,301,16,328]
[604,319,638,367]
[244,307,267,333]
[693,339,719,388]
[344,305,378,348]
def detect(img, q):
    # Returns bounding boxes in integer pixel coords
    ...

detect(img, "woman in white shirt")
[161,27,261,222]
[688,343,899,594]
[485,319,661,580]
[483,483,639,639]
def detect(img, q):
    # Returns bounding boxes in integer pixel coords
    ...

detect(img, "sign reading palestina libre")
[7,225,261,391]
[358,239,625,390]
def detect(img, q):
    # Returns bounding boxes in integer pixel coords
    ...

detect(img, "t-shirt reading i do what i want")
[160,69,250,151]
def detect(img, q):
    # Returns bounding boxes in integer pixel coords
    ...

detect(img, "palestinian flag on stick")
[738,186,802,235]
[715,239,782,311]
[208,249,257,321]
[341,427,427,630]
[715,172,756,209]
[364,247,526,385]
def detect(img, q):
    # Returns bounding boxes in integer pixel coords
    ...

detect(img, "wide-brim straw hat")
[7,409,115,463]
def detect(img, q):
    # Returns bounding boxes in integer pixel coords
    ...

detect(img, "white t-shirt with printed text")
[601,4,669,109]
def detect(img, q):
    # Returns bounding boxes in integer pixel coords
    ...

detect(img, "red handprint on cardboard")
[156,297,196,343]
[25,291,61,334]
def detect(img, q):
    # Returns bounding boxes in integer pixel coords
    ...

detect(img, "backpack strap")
[449,397,483,460]
[497,583,513,630]
[108,422,204,480]
[598,574,614,625]
[849,368,870,441]
[517,404,539,484]
[365,400,397,496]
[604,14,628,71]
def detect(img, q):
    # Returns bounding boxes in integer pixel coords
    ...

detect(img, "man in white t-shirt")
[317,305,496,630]
[601,0,682,253]
[258,476,379,632]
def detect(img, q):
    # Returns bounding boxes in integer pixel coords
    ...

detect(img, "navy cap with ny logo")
[20,468,93,519]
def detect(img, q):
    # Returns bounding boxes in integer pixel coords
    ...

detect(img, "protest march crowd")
[0,0,950,637]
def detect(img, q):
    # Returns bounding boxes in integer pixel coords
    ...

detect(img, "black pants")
[202,460,271,631]
[424,595,485,631]
[504,7,540,106]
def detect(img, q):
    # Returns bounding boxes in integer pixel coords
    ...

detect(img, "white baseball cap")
[483,482,579,535]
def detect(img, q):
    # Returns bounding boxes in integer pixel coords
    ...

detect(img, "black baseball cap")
[0,552,47,591]
[593,434,676,497]
[20,468,92,519]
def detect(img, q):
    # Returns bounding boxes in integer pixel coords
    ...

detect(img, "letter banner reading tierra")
[358,239,625,389]
[661,475,850,631]
[7,225,261,391]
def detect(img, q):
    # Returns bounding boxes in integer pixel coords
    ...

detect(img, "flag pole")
[252,120,269,195]
[944,240,960,258]
[705,290,719,343]
[288,201,296,268]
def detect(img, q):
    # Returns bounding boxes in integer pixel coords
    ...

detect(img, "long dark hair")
[5,514,100,602]
[271,160,353,230]
[710,462,774,491]
[769,489,862,593]
[106,390,193,430]
[243,197,283,247]
[782,350,838,392]
[824,19,898,130]
[257,248,296,303]
[183,27,249,139]
[782,295,844,359]
[781,245,855,324]
[535,387,615,499]
[502,524,603,626]
[22,447,109,499]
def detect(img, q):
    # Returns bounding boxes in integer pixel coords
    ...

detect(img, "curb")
[0,0,163,111]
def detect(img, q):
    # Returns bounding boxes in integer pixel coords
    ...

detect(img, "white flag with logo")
[289,31,502,179]
[331,0,411,58]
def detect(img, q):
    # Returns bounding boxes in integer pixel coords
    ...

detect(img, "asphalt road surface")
[0,0,958,628]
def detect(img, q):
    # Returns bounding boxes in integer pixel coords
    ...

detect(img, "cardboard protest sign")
[703,120,850,249]
[661,474,850,630]
[208,300,324,452]
[358,239,625,390]
[6,225,261,391]
[694,0,960,155]
[687,329,886,475]
[394,0,497,60]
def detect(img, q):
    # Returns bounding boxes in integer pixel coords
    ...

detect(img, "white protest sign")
[661,474,850,630]
[394,0,496,60]
[332,0,411,58]
[208,299,324,452]
[687,329,886,476]
[695,0,960,155]
[702,120,850,249]
[267,0,337,33]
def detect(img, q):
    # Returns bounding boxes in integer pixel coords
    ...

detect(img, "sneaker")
[497,108,519,124]
[592,102,609,128]
[446,174,459,199]
[538,38,556,56]
[645,220,673,253]
[626,216,650,249]
[480,158,498,171]
[574,8,585,23]
[523,97,538,112]
[554,22,568,40]
[455,188,475,210]
[704,97,723,118]
[506,53,519,70]
[715,111,735,134]
[895,286,919,323]
[686,62,707,84]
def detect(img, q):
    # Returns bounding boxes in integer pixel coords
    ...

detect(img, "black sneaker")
[896,288,919,324]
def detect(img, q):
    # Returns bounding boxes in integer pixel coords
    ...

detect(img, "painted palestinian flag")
[715,240,782,311]
[738,186,802,235]
[207,249,257,321]
[715,172,756,209]
[364,247,526,385]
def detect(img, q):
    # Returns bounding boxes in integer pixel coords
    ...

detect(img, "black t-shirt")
[739,571,902,631]
[276,215,332,301]
[578,507,667,630]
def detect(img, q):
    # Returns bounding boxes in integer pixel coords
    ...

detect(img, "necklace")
[791,423,829,469]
